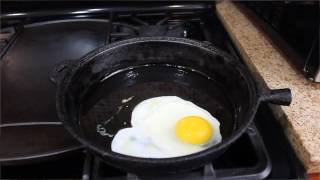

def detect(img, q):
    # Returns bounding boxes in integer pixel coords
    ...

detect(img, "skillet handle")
[49,60,74,84]
[260,88,292,106]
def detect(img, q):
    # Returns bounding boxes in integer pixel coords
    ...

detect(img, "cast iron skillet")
[54,37,291,174]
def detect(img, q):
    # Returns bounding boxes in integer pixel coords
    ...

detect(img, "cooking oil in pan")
[79,64,234,150]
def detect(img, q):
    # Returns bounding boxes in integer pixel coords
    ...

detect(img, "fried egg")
[111,96,222,158]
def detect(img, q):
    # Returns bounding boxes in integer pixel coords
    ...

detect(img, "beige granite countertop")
[216,1,320,173]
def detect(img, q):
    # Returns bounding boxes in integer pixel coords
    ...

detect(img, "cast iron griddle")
[0,19,110,163]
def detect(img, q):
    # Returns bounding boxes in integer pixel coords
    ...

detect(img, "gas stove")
[0,2,306,179]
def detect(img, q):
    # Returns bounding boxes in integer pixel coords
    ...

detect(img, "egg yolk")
[175,116,213,145]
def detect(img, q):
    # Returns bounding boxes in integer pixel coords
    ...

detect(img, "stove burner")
[138,24,186,37]
[109,16,198,42]
[0,27,16,59]
[110,23,138,41]
[85,124,271,180]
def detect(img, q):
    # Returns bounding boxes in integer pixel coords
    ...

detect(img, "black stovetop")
[0,3,306,179]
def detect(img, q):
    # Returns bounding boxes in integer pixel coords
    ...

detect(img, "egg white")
[111,96,222,158]
[111,127,168,158]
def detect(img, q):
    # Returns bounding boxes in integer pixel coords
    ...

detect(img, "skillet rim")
[56,37,260,167]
